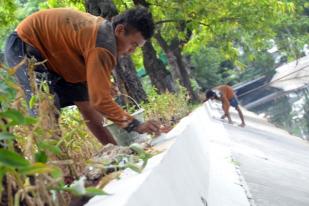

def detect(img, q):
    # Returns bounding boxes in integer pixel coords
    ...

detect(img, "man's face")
[115,24,146,56]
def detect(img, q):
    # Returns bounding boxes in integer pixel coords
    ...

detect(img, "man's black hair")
[206,90,217,99]
[112,6,154,40]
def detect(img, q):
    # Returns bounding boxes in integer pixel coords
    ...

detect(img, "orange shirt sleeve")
[84,47,133,128]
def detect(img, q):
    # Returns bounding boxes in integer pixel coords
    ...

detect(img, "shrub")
[142,85,191,126]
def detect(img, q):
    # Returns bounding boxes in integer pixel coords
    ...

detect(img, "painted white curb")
[86,105,250,206]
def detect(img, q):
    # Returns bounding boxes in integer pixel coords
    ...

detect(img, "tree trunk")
[142,41,175,93]
[173,43,198,100]
[155,33,182,83]
[133,0,176,93]
[85,0,147,103]
[155,33,198,100]
[115,56,147,102]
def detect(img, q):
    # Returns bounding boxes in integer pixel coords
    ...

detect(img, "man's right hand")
[134,120,161,136]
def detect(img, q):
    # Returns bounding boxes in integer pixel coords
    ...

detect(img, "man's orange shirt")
[217,85,235,100]
[216,85,235,113]
[16,8,133,128]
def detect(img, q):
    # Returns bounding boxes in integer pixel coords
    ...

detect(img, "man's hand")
[134,120,161,136]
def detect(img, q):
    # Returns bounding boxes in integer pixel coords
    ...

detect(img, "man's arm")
[75,101,117,145]
[85,48,164,135]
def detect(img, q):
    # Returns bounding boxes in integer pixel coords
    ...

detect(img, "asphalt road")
[221,115,309,206]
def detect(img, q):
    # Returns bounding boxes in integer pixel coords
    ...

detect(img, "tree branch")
[154,31,169,53]
[155,19,183,25]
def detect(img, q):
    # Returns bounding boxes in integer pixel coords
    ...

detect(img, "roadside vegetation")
[0,0,308,205]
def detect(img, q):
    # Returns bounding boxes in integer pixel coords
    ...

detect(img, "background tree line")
[0,0,308,101]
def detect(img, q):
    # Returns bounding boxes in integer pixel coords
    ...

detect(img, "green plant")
[0,59,107,206]
[142,84,191,126]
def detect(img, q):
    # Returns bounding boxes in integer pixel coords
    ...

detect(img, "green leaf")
[0,109,37,125]
[126,163,142,173]
[19,162,55,175]
[129,143,145,155]
[0,132,16,141]
[0,149,30,169]
[29,95,37,109]
[23,116,37,125]
[34,151,48,163]
[0,109,24,124]
[37,141,62,155]
[84,187,109,196]
[62,187,81,196]
[50,167,63,178]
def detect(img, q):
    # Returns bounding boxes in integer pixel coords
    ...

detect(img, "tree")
[126,0,177,94]
[272,0,309,61]
[191,47,226,89]
[114,56,147,103]
[122,0,294,100]
[128,0,198,100]
[142,40,175,92]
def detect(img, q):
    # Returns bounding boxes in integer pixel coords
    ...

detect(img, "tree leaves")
[0,149,30,169]
[19,162,56,175]
[0,109,37,126]
[0,132,16,141]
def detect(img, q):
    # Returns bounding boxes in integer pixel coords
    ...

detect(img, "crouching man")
[205,85,245,127]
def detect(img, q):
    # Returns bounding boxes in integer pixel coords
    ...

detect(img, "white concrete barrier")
[86,105,250,206]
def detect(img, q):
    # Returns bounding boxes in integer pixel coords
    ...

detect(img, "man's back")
[216,85,235,100]
[16,8,104,83]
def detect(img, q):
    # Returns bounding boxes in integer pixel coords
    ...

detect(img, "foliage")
[141,84,191,126]
[237,50,276,82]
[1,0,307,87]
[0,60,108,205]
[130,48,144,72]
[58,107,102,168]
[39,0,85,10]
[0,0,18,50]
[191,46,233,89]
[114,0,303,94]
[0,2,307,204]
[272,0,309,60]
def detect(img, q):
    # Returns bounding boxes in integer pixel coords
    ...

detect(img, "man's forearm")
[75,101,117,145]
[85,121,117,145]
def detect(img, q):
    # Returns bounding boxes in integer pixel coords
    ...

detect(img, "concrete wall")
[86,105,250,206]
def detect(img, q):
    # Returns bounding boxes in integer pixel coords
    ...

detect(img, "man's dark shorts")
[229,97,239,108]
[4,32,88,115]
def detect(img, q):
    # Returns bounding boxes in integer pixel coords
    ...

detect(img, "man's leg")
[74,101,117,145]
[226,112,233,124]
[235,106,245,127]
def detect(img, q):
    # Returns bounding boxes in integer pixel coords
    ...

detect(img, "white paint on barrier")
[86,105,250,206]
